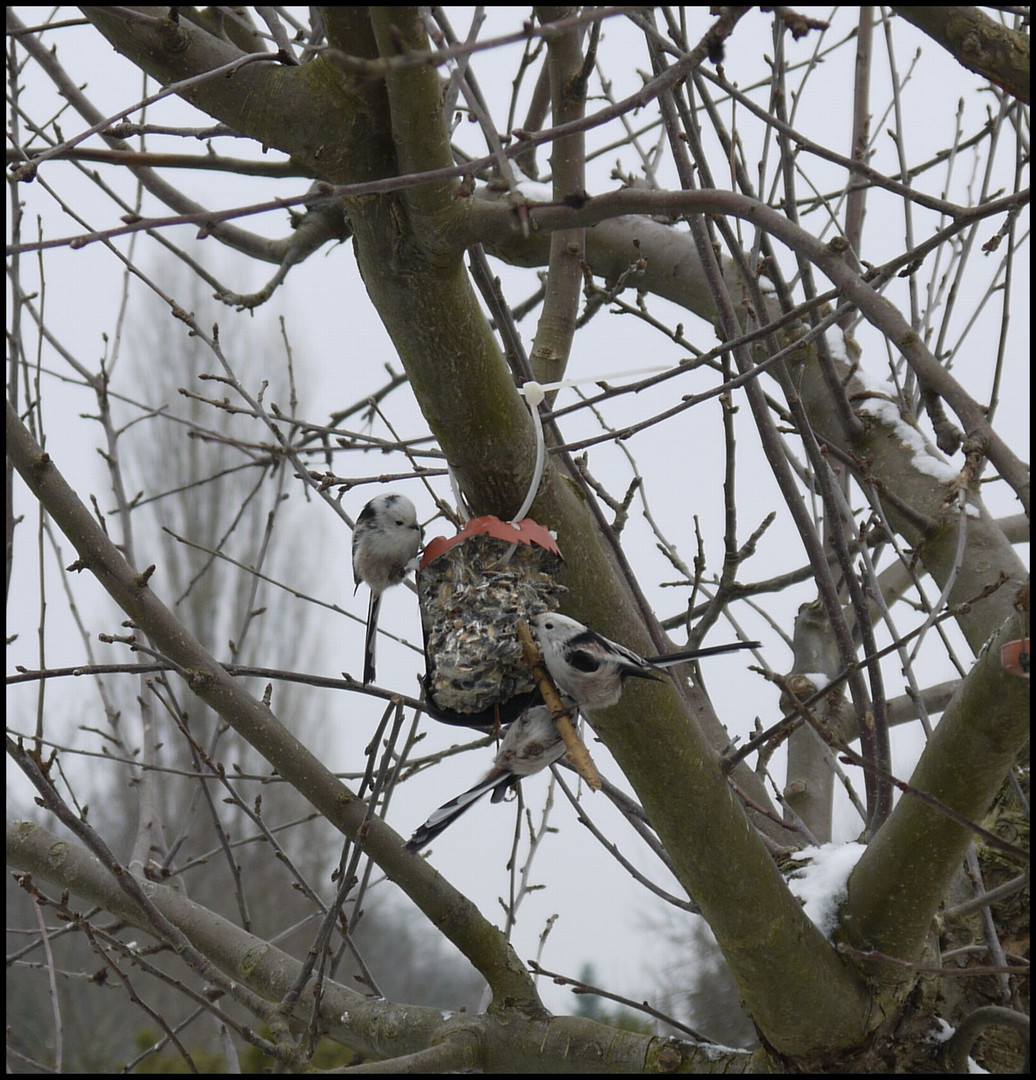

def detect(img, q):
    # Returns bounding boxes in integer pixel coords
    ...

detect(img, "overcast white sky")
[7,6,1029,1026]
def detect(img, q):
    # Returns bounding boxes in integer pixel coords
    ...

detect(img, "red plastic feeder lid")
[419,515,562,570]
[1001,638,1030,679]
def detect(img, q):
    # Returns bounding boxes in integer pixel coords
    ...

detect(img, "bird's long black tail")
[405,772,512,852]
[646,640,760,668]
[363,590,382,685]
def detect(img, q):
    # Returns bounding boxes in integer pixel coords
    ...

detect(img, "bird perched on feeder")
[352,493,422,685]
[405,705,566,852]
[532,612,758,709]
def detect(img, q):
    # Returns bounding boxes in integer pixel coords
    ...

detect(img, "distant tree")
[7,267,482,1070]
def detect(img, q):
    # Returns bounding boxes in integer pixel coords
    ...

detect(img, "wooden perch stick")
[516,620,602,791]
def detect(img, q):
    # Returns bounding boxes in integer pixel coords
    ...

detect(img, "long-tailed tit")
[532,612,759,709]
[352,493,422,685]
[405,705,566,852]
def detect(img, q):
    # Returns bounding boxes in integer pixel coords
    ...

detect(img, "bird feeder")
[418,515,565,726]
